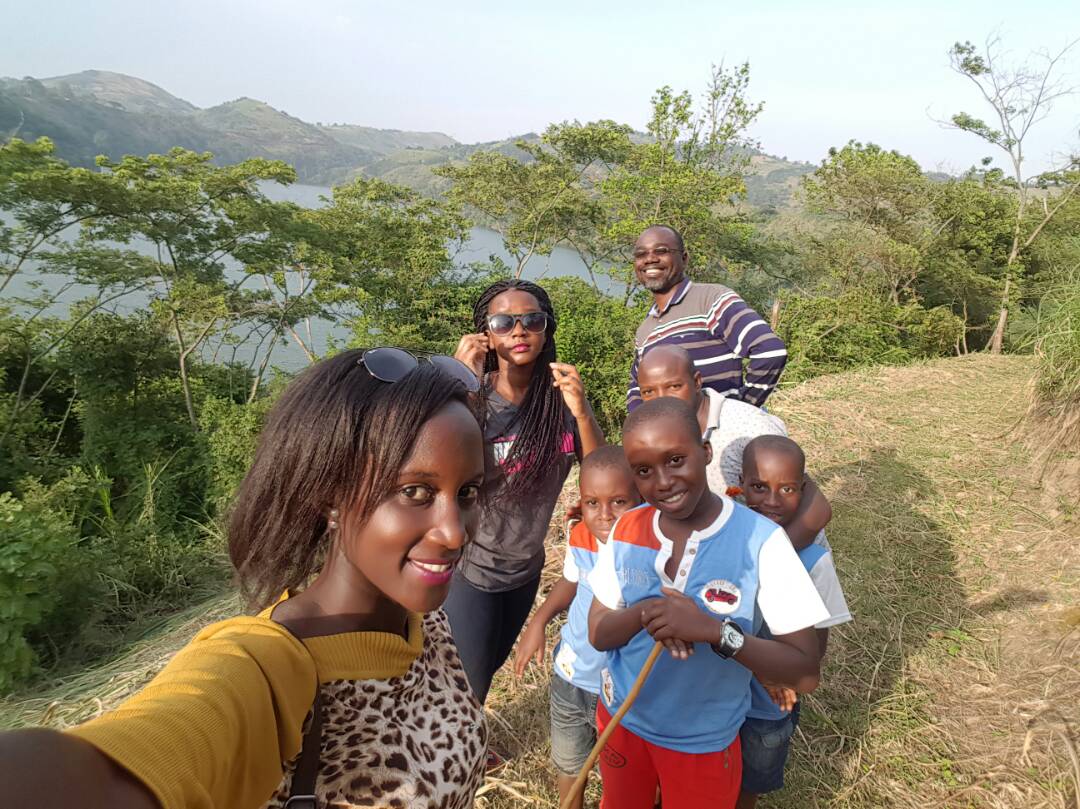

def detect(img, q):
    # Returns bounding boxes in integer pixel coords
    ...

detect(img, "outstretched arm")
[0,729,159,809]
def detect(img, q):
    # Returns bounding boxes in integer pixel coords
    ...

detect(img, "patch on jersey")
[601,668,614,706]
[700,579,741,615]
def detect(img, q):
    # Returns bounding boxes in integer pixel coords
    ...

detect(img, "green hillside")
[0,70,813,206]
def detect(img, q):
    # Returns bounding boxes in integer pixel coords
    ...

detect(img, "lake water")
[3,183,622,372]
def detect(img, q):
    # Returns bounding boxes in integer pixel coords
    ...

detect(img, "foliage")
[0,471,94,691]
[599,64,763,284]
[545,277,649,437]
[776,289,964,384]
[1023,274,1080,456]
[945,36,1080,352]
[435,121,630,278]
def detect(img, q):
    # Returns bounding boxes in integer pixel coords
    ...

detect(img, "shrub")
[546,277,649,437]
[0,479,89,692]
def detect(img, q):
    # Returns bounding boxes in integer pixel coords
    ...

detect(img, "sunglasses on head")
[485,312,549,336]
[358,347,479,392]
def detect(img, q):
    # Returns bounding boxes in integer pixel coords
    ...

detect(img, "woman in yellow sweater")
[0,347,490,809]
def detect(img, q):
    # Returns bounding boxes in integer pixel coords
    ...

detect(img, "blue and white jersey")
[589,500,829,754]
[552,520,606,694]
[747,533,852,721]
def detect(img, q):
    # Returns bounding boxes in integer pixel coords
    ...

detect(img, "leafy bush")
[0,477,91,691]
[547,277,648,438]
[201,393,275,512]
[776,289,963,384]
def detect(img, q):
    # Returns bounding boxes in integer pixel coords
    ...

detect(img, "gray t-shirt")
[458,387,581,592]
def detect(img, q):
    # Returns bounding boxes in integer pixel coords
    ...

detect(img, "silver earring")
[328,508,339,531]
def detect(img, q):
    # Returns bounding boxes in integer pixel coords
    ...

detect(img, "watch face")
[723,622,745,651]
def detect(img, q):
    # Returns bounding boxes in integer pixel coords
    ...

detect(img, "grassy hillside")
[2,355,1075,807]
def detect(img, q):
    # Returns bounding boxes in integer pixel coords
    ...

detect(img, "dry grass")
[2,354,1076,808]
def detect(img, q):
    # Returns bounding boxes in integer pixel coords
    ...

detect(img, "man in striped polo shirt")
[627,225,788,411]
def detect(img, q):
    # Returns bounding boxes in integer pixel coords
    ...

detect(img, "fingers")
[662,638,693,660]
[549,362,580,380]
[660,586,690,601]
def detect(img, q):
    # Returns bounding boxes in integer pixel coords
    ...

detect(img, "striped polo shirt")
[627,279,787,410]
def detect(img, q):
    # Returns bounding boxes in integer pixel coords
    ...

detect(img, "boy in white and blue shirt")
[736,434,852,808]
[513,446,642,809]
[587,399,829,809]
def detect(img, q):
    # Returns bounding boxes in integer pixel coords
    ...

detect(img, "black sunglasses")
[358,347,479,392]
[486,312,549,336]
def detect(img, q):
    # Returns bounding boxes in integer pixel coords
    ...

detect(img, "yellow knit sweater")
[68,604,425,809]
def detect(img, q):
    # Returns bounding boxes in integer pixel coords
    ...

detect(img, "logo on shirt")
[700,579,741,615]
[601,668,614,706]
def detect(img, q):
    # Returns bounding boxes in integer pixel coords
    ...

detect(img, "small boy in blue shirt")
[736,434,852,808]
[587,399,829,809]
[514,445,642,809]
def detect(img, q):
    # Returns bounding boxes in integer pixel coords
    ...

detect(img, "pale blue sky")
[3,0,1078,174]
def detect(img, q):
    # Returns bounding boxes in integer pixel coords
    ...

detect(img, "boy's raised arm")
[784,477,832,550]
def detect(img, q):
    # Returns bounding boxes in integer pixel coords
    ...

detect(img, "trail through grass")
[2,354,1076,807]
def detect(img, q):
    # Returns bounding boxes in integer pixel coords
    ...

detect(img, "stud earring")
[328,508,339,531]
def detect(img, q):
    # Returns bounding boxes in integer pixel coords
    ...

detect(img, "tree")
[88,149,299,428]
[802,141,935,304]
[946,36,1080,352]
[0,138,156,457]
[600,62,764,287]
[435,121,631,279]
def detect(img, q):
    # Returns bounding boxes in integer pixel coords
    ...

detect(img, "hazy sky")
[3,0,1078,174]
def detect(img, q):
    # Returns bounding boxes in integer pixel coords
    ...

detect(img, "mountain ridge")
[0,69,814,205]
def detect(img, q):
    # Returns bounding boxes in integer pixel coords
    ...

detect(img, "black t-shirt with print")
[458,387,581,592]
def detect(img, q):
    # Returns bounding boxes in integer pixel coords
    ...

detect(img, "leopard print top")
[263,610,487,809]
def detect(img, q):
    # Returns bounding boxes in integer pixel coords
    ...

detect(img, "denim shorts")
[549,672,599,775]
[739,701,801,794]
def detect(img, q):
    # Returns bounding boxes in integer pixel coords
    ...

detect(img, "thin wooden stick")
[560,641,664,809]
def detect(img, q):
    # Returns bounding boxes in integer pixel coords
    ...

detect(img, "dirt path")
[3,355,1076,807]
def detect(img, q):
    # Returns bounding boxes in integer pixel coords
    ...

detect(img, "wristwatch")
[711,619,745,659]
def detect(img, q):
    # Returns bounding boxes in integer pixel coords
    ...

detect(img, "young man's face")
[579,465,641,542]
[740,450,805,527]
[637,357,702,408]
[623,414,712,520]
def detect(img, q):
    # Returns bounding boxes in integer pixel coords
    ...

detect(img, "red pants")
[596,702,741,809]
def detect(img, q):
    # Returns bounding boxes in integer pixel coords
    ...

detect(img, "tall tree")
[435,121,630,279]
[802,141,934,304]
[946,36,1080,352]
[0,138,155,456]
[600,62,764,286]
[88,149,298,428]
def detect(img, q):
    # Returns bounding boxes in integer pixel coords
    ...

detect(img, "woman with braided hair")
[447,279,605,710]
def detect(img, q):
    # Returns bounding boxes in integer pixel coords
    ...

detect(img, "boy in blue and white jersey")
[514,446,641,809]
[587,399,829,809]
[736,434,852,809]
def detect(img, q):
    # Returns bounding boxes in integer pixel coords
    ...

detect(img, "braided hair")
[473,279,568,498]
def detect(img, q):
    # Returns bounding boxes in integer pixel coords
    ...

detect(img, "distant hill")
[0,69,815,207]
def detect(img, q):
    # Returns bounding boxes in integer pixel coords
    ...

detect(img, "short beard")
[641,274,679,293]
